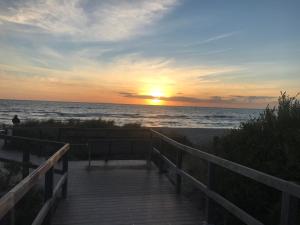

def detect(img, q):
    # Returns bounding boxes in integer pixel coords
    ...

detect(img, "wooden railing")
[150,129,300,225]
[87,137,151,168]
[10,127,151,141]
[0,135,70,225]
[1,128,299,225]
[6,127,152,167]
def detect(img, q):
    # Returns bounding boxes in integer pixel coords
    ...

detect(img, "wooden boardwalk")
[1,130,300,225]
[51,161,204,225]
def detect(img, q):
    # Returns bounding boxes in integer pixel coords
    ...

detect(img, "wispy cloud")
[201,32,238,43]
[198,69,247,83]
[185,31,238,47]
[0,0,179,41]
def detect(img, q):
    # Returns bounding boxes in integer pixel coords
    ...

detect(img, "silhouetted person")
[12,115,20,126]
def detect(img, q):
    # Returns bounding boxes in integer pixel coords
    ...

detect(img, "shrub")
[0,163,22,192]
[212,92,300,224]
[0,163,43,225]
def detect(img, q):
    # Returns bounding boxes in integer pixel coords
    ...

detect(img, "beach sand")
[153,127,231,148]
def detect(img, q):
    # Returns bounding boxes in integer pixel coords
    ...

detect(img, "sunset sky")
[0,0,299,108]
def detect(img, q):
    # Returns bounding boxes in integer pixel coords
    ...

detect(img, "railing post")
[147,132,153,169]
[87,142,92,169]
[62,152,68,198]
[205,162,215,225]
[44,167,54,225]
[39,129,42,151]
[159,139,164,174]
[4,128,8,147]
[130,141,134,155]
[8,207,15,225]
[57,128,62,141]
[105,142,112,163]
[280,192,298,225]
[22,148,30,178]
[176,149,183,194]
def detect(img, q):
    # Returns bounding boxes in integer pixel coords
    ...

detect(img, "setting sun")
[150,88,163,98]
[147,87,167,105]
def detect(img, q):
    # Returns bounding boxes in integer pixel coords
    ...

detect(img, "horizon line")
[0,97,265,110]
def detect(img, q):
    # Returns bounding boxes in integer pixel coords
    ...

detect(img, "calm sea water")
[0,99,262,128]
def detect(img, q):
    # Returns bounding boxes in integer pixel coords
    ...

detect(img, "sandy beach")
[153,127,230,148]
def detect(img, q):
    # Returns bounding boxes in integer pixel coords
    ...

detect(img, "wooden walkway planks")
[52,161,204,225]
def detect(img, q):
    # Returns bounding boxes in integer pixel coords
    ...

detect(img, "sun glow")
[147,87,165,105]
[138,82,173,106]
[150,88,163,98]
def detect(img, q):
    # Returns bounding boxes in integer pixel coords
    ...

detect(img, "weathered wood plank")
[51,161,204,225]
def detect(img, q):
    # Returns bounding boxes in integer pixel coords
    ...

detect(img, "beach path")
[51,160,204,225]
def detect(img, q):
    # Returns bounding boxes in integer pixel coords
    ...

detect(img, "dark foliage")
[0,163,22,192]
[212,92,300,224]
[0,163,43,225]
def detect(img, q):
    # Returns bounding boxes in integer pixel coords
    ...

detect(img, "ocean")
[0,99,262,128]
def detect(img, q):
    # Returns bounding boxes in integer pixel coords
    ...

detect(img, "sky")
[0,0,299,108]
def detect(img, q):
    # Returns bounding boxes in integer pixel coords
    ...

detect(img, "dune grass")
[17,118,142,129]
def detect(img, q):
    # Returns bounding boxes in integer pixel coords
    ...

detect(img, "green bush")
[215,92,300,179]
[212,92,300,224]
[0,163,22,192]
[0,163,43,225]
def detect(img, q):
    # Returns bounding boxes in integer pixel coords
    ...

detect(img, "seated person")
[12,115,20,125]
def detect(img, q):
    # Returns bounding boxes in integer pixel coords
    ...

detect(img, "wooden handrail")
[152,147,263,225]
[151,129,300,197]
[0,134,65,145]
[150,129,300,225]
[31,173,67,225]
[10,127,151,131]
[0,139,69,224]
[88,138,151,142]
[87,137,151,168]
[1,129,298,225]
